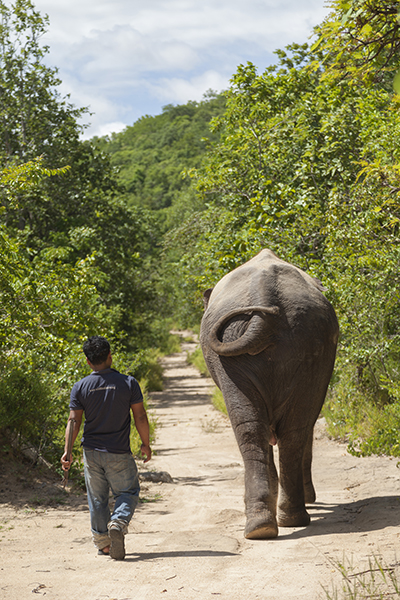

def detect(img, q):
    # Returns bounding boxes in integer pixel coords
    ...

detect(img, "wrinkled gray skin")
[200,249,339,539]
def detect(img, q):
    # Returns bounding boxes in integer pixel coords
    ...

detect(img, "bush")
[187,346,210,376]
[322,364,400,457]
[0,368,67,463]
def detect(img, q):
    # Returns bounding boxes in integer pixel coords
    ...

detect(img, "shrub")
[0,368,67,463]
[187,346,210,377]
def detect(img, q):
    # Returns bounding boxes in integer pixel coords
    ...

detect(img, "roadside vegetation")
[322,555,400,600]
[1,0,400,475]
[187,346,228,415]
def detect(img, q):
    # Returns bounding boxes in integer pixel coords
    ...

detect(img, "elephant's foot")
[244,511,278,539]
[304,482,316,504]
[277,507,310,528]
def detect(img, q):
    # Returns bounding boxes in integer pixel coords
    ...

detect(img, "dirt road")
[2,336,400,600]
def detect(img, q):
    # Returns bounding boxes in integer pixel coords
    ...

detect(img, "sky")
[28,0,331,139]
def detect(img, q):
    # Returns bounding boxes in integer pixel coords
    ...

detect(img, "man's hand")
[61,452,71,472]
[60,411,82,477]
[132,403,152,463]
[141,443,152,463]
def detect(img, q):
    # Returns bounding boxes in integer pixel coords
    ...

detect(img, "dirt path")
[2,336,400,600]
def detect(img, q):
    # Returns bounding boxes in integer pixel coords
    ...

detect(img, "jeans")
[83,448,140,548]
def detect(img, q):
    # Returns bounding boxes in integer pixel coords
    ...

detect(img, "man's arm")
[60,409,83,471]
[131,402,152,463]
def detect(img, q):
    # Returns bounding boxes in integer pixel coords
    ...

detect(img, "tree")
[0,0,120,240]
[0,0,86,163]
[311,0,400,89]
[95,93,225,214]
[177,47,374,286]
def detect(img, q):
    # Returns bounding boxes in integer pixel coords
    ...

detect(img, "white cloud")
[149,71,230,105]
[92,121,127,138]
[70,25,200,81]
[29,0,331,137]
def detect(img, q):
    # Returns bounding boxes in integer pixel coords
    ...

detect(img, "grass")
[186,345,228,417]
[211,387,228,416]
[201,418,222,433]
[139,493,162,503]
[322,555,400,599]
[186,345,210,376]
[28,494,68,507]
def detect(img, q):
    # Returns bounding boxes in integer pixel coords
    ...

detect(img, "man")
[61,336,151,560]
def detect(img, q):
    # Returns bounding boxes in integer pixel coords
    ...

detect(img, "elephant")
[200,249,339,539]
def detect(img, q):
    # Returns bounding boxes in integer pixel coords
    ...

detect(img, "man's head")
[83,336,111,368]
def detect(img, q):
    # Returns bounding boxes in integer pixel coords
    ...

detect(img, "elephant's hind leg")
[244,445,278,539]
[235,425,278,539]
[303,428,316,504]
[218,369,278,539]
[276,432,311,528]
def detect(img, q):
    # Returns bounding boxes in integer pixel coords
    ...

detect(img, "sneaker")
[109,523,125,560]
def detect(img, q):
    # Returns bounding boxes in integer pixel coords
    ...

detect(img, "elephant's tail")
[207,305,279,357]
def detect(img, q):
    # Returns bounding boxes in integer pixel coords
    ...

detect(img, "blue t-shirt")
[70,368,143,454]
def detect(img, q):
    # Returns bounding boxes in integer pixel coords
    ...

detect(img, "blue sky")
[29,0,331,138]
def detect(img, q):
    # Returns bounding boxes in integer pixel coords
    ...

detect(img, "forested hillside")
[1,0,400,468]
[94,94,225,215]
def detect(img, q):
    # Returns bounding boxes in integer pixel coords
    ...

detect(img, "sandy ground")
[1,335,400,600]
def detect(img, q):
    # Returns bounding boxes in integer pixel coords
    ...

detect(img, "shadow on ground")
[277,496,400,540]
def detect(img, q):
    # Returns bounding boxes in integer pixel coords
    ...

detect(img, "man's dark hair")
[83,336,111,365]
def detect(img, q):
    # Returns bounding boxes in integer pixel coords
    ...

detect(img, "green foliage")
[94,93,227,332]
[312,0,400,88]
[211,387,228,416]
[0,160,107,350]
[0,158,70,196]
[0,0,87,164]
[94,93,225,213]
[0,369,57,452]
[0,2,166,470]
[167,47,371,314]
[0,160,115,465]
[0,235,108,464]
[163,332,182,354]
[324,375,400,458]
[60,198,166,351]
[125,350,164,393]
[187,345,210,377]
